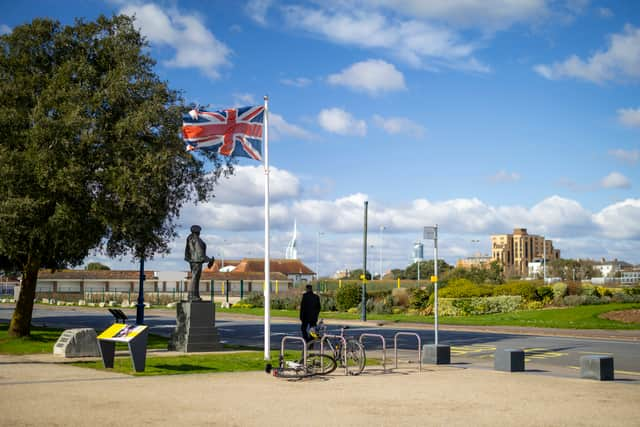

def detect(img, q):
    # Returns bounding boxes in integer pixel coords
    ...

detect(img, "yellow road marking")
[568,366,640,376]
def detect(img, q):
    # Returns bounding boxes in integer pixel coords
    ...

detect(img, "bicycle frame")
[320,334,348,375]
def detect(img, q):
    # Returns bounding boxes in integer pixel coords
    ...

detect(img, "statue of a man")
[184,225,214,301]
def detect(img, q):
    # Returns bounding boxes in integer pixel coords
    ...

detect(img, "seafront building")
[491,228,560,276]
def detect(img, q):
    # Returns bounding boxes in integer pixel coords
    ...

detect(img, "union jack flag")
[182,105,265,161]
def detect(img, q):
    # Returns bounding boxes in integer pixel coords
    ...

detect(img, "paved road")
[2,304,639,376]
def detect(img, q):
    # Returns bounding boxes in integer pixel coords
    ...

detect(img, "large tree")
[0,16,228,336]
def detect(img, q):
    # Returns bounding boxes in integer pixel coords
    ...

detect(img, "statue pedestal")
[168,301,223,352]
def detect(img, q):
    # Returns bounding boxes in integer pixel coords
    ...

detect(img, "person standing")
[184,225,214,301]
[300,284,321,342]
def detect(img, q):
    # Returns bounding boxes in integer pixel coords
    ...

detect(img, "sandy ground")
[600,309,640,324]
[1,354,639,427]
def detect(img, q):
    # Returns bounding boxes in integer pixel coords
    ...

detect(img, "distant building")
[491,228,560,276]
[593,258,632,278]
[620,268,640,285]
[206,258,315,284]
[456,255,492,269]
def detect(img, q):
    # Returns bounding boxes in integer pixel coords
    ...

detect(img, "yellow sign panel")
[431,275,438,282]
[98,324,147,342]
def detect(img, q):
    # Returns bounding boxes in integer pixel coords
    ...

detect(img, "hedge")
[438,296,522,316]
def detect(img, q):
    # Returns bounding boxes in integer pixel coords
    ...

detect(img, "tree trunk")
[8,257,40,337]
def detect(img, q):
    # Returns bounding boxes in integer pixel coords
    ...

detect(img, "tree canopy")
[0,15,229,336]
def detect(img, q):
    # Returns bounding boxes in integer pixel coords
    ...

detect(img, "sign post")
[97,323,149,372]
[424,226,438,346]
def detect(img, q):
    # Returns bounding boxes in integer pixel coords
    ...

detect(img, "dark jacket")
[185,233,209,263]
[300,290,321,323]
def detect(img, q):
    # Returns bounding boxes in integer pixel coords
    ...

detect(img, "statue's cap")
[190,225,202,233]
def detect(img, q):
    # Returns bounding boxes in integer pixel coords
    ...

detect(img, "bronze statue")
[184,225,214,301]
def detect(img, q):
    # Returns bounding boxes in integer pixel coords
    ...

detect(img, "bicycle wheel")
[267,362,310,379]
[306,353,337,375]
[345,339,366,375]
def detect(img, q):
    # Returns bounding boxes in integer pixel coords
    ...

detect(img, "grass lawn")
[219,303,640,330]
[0,323,168,355]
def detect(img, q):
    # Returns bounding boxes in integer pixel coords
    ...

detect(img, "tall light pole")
[316,231,324,281]
[379,226,385,280]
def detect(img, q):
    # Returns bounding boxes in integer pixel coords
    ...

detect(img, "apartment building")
[491,228,560,276]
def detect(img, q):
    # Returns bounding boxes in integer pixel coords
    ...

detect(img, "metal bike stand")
[359,333,387,372]
[394,332,422,372]
[280,336,308,368]
[321,334,348,375]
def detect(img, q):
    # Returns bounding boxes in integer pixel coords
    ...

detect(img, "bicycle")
[309,320,366,375]
[265,350,337,379]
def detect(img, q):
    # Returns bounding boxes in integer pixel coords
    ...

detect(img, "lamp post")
[379,226,385,280]
[316,231,324,281]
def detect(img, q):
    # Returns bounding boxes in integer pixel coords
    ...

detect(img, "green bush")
[535,286,554,302]
[371,295,393,314]
[242,292,264,308]
[552,282,568,299]
[595,286,613,298]
[492,281,538,301]
[438,296,522,316]
[409,287,431,310]
[438,278,493,298]
[580,284,596,296]
[562,295,602,306]
[336,284,362,311]
[623,286,640,296]
[319,294,337,311]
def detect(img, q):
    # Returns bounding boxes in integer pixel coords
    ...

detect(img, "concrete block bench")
[494,348,525,372]
[422,344,451,365]
[580,355,614,381]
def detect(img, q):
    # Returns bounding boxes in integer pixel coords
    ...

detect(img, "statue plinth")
[168,300,223,352]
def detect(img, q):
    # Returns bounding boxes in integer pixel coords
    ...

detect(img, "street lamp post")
[379,226,385,280]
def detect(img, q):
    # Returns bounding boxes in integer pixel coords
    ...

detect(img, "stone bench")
[580,355,614,381]
[494,348,525,372]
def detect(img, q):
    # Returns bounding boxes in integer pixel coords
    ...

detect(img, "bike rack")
[280,336,308,368]
[394,332,422,372]
[321,334,349,376]
[359,333,387,372]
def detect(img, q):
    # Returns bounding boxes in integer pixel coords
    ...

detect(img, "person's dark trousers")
[301,320,317,342]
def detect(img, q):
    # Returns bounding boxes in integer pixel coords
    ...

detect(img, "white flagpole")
[263,95,271,360]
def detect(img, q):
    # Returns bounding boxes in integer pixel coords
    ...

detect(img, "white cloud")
[598,7,614,18]
[600,172,631,189]
[209,165,300,206]
[368,0,549,29]
[0,24,10,35]
[593,199,640,239]
[270,113,313,141]
[534,24,640,83]
[328,59,406,95]
[245,0,273,25]
[489,170,521,183]
[281,6,488,72]
[121,3,231,79]
[317,108,367,136]
[232,93,257,107]
[281,77,312,87]
[617,107,640,128]
[372,114,425,137]
[608,149,640,165]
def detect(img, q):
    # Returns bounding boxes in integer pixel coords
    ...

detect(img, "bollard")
[494,348,525,372]
[580,355,614,381]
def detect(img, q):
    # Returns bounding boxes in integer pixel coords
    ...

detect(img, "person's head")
[190,225,202,235]
[305,284,313,293]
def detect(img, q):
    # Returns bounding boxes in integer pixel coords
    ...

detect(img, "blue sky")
[3,1,640,275]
